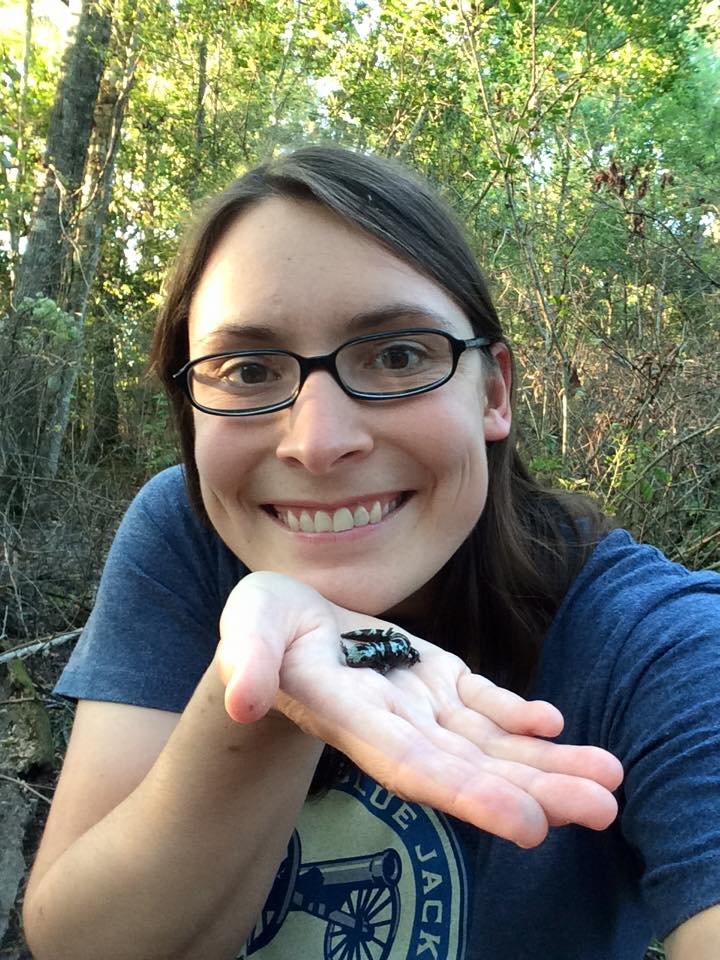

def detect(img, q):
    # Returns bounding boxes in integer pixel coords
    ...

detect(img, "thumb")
[219,632,282,724]
[216,574,292,724]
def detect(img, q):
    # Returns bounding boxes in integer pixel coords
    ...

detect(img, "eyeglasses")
[173,328,493,417]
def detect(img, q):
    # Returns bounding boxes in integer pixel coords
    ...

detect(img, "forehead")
[188,197,473,351]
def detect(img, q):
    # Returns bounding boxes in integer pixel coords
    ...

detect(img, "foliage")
[0,0,67,299]
[0,0,716,625]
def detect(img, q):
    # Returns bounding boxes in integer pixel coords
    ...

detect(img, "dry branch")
[0,629,81,666]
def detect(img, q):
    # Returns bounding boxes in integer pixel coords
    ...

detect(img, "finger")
[463,751,619,830]
[480,730,624,792]
[296,674,552,847]
[505,767,619,830]
[403,713,619,831]
[223,644,281,724]
[338,715,551,848]
[456,673,564,737]
[441,697,623,792]
[217,576,296,723]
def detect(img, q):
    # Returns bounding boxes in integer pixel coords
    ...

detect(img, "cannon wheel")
[245,830,301,953]
[323,883,401,960]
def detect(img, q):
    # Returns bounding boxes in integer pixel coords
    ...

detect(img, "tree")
[2,0,113,491]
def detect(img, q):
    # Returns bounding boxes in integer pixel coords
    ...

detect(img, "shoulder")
[545,530,720,748]
[123,464,194,528]
[576,526,716,589]
[105,465,246,601]
[537,532,720,940]
[538,532,720,945]
[557,528,719,640]
[120,465,214,553]
[538,529,720,727]
[54,467,246,711]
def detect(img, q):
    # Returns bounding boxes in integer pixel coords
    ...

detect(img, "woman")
[23,146,720,959]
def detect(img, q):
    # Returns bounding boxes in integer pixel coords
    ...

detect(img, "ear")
[483,342,512,442]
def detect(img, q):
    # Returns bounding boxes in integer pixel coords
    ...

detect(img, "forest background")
[0,0,718,955]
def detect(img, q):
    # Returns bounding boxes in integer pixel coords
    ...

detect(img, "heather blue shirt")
[55,465,720,959]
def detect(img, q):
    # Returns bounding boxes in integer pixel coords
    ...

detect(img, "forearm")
[24,660,324,960]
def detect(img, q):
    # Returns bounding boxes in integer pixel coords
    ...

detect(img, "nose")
[275,371,374,474]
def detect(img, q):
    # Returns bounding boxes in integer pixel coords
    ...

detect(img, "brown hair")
[151,146,611,782]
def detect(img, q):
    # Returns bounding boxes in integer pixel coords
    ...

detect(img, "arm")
[25,572,623,960]
[23,665,323,960]
[665,904,720,959]
[581,537,720,947]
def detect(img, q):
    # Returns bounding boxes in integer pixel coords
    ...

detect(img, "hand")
[216,571,624,849]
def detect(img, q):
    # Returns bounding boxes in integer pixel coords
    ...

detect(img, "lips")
[265,493,410,533]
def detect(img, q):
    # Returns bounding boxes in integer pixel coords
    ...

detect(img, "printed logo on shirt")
[238,769,469,960]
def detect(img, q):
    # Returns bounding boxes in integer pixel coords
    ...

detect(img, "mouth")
[263,492,413,534]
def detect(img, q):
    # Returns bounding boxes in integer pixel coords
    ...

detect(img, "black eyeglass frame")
[172,327,495,417]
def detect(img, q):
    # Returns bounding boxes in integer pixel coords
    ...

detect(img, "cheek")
[403,390,486,476]
[193,418,256,493]
[414,394,489,526]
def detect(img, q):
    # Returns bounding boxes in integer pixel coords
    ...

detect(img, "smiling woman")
[22,146,720,960]
[180,196,507,616]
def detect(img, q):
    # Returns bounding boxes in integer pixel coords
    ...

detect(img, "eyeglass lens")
[188,331,455,412]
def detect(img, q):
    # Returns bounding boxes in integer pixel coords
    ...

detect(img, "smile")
[266,493,410,534]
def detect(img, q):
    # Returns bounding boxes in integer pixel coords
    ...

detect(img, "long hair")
[150,145,611,789]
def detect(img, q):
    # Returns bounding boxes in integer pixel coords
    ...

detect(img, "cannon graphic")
[244,830,402,960]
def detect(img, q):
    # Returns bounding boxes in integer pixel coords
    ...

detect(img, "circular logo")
[241,770,468,959]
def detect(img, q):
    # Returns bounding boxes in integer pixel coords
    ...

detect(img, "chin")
[290,569,420,618]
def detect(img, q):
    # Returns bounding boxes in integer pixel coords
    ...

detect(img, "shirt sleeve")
[53,466,246,713]
[574,534,720,941]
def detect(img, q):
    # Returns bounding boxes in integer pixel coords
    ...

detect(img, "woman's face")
[188,197,511,616]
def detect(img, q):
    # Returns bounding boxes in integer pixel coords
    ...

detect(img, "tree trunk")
[89,314,121,458]
[0,0,113,498]
[189,37,208,200]
[61,27,140,468]
[14,0,113,308]
[8,0,34,276]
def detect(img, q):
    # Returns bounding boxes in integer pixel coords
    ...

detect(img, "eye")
[222,360,279,384]
[372,342,428,370]
[214,359,283,385]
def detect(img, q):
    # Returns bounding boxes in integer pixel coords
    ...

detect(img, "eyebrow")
[196,302,457,350]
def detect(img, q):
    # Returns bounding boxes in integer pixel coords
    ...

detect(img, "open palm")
[217,572,623,849]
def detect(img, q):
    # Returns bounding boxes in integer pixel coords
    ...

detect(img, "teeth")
[278,498,402,533]
[333,507,354,532]
[353,505,370,526]
[314,510,333,532]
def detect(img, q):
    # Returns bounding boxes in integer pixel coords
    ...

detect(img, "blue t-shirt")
[54,465,720,959]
